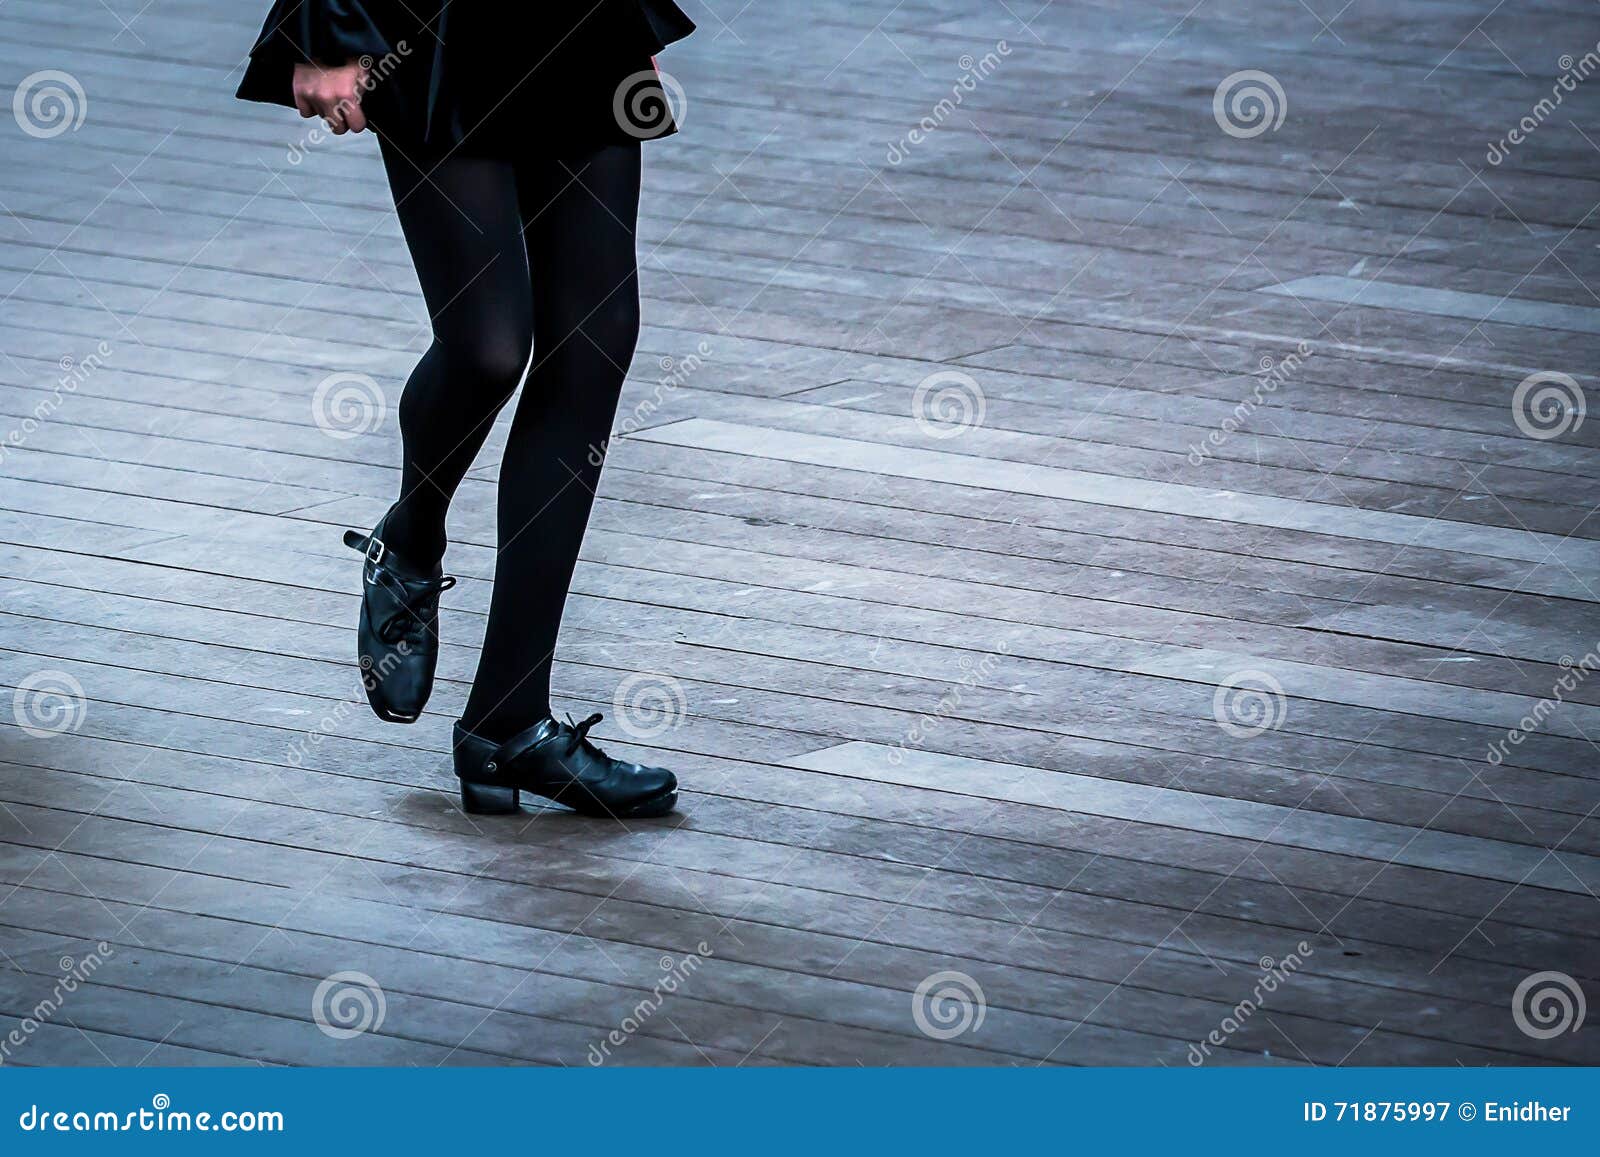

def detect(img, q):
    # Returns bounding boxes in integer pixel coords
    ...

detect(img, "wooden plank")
[1264,275,1600,334]
[788,742,1600,895]
[632,420,1600,570]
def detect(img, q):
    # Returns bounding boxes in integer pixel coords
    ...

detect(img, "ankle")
[382,505,446,570]
[459,708,554,745]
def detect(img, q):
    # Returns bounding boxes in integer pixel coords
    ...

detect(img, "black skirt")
[235,1,695,157]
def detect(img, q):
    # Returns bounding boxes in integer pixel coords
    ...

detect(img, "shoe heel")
[460,780,519,815]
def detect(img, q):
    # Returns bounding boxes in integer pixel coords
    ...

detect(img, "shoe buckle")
[366,536,386,565]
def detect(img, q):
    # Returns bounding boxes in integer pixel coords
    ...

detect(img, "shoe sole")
[359,673,423,724]
[459,780,678,819]
[365,694,420,724]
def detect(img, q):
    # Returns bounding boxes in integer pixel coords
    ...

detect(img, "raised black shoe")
[342,514,455,724]
[452,713,679,818]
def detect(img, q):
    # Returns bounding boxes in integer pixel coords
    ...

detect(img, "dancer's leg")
[460,141,643,738]
[376,138,534,568]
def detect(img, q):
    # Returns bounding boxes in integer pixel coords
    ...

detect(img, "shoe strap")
[342,528,391,567]
[345,525,446,584]
[484,717,562,774]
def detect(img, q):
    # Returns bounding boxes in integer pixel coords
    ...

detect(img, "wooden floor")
[1,0,1597,1066]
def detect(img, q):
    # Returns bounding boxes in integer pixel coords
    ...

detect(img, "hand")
[291,60,369,134]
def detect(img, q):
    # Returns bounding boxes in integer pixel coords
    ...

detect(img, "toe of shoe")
[638,764,677,796]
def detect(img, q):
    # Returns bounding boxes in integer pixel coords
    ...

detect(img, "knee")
[441,323,533,403]
[468,330,534,399]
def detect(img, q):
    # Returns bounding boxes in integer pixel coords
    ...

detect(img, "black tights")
[377,137,642,739]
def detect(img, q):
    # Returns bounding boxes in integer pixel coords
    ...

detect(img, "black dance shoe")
[342,515,455,724]
[452,713,679,818]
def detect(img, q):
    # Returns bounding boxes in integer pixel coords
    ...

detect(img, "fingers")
[321,98,351,135]
[290,63,369,134]
[321,84,368,134]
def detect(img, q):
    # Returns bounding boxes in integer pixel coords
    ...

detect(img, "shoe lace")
[377,574,457,645]
[560,712,606,759]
